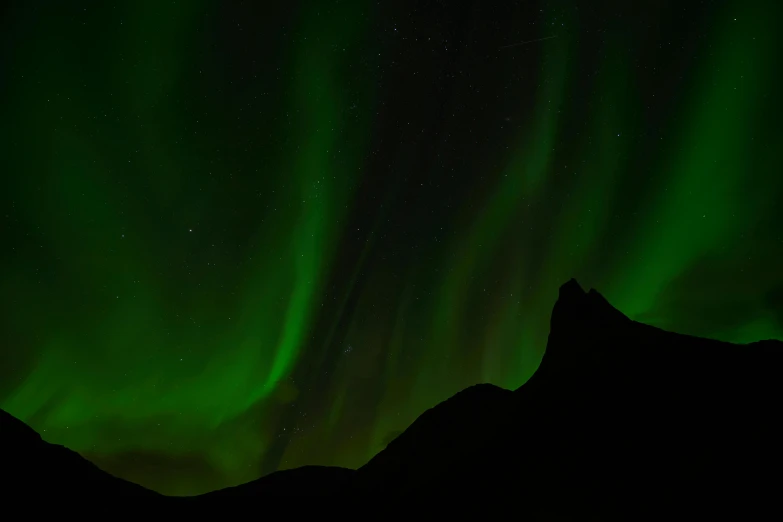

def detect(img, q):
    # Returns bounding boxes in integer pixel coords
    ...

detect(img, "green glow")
[1,0,780,495]
[610,2,782,322]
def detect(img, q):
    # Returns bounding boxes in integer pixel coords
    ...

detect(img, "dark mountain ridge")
[0,408,160,498]
[2,279,781,515]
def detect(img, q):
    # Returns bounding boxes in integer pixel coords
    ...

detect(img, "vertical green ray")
[251,1,374,396]
[609,3,779,319]
[422,7,572,403]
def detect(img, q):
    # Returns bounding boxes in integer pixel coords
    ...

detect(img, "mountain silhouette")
[0,408,160,497]
[357,279,782,514]
[2,279,781,515]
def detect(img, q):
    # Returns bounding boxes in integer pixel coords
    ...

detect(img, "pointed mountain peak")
[559,278,587,301]
[586,287,628,319]
[525,280,634,390]
[550,279,588,330]
[551,279,628,329]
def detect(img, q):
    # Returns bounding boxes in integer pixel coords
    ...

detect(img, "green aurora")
[1,0,781,495]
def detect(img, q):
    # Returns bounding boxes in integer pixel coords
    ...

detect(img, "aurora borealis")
[1,0,782,495]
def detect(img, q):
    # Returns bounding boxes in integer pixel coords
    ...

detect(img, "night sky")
[2,0,782,495]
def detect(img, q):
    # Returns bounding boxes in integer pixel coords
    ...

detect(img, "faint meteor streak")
[499,35,558,49]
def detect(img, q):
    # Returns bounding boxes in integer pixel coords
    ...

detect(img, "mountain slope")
[0,408,160,497]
